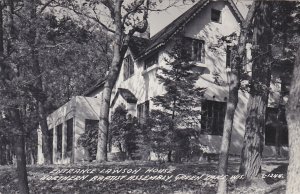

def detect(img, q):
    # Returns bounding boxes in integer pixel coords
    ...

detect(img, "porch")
[37,96,101,164]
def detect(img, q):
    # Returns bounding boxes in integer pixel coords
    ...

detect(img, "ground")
[0,158,288,194]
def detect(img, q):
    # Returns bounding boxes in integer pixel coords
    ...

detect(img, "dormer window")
[211,9,222,23]
[184,37,205,63]
[144,53,158,70]
[123,55,134,80]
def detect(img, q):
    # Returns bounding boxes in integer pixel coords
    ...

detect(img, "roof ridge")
[136,0,245,59]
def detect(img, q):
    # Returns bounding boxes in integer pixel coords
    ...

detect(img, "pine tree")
[150,36,205,162]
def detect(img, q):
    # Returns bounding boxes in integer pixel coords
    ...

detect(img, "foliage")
[148,36,206,162]
[78,120,99,161]
[78,104,145,160]
[110,104,141,160]
[0,0,112,166]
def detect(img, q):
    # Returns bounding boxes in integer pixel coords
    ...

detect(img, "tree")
[62,0,195,162]
[0,1,110,192]
[17,0,110,164]
[110,105,141,159]
[21,0,54,164]
[150,36,205,162]
[0,0,30,192]
[239,1,274,179]
[286,48,300,194]
[238,1,300,180]
[217,2,256,193]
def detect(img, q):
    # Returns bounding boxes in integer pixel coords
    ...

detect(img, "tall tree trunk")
[167,150,172,162]
[286,48,300,194]
[217,4,256,193]
[275,87,284,158]
[39,103,52,164]
[11,109,30,194]
[0,0,4,78]
[96,0,149,162]
[96,0,128,162]
[25,0,52,164]
[0,1,4,169]
[239,1,273,179]
[217,46,241,193]
[96,53,122,161]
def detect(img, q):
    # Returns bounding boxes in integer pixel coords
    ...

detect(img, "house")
[37,0,289,164]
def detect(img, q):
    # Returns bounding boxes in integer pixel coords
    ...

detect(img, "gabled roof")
[83,77,106,96]
[84,0,245,95]
[111,88,138,108]
[128,36,150,59]
[136,0,244,59]
[118,88,138,103]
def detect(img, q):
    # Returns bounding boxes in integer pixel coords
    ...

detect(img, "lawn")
[0,159,287,194]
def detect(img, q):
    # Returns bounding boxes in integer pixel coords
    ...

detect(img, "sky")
[148,0,252,37]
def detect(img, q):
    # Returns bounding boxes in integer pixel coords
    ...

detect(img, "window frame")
[66,118,73,155]
[265,106,288,146]
[200,100,226,136]
[137,100,150,124]
[211,8,222,23]
[56,124,63,159]
[183,37,205,63]
[123,55,134,81]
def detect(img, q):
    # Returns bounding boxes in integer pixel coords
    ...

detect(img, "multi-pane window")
[137,100,150,124]
[184,37,205,63]
[123,55,134,80]
[56,124,63,159]
[211,9,222,23]
[144,53,158,69]
[201,100,226,136]
[265,107,288,146]
[226,46,232,68]
[66,119,73,157]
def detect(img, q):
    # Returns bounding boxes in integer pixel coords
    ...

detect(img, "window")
[66,119,73,157]
[184,37,205,63]
[226,46,232,68]
[49,129,53,155]
[211,9,222,23]
[123,55,134,80]
[144,53,158,69]
[85,119,99,160]
[265,107,288,146]
[56,124,63,159]
[201,100,226,136]
[137,100,149,124]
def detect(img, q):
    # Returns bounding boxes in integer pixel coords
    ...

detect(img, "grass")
[0,158,288,194]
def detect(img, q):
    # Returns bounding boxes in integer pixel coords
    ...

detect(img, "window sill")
[142,64,159,76]
[211,20,222,24]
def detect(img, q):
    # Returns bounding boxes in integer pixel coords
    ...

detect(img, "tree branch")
[63,4,115,33]
[140,1,178,12]
[122,0,145,27]
[101,0,115,19]
[38,0,56,15]
[128,0,150,36]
